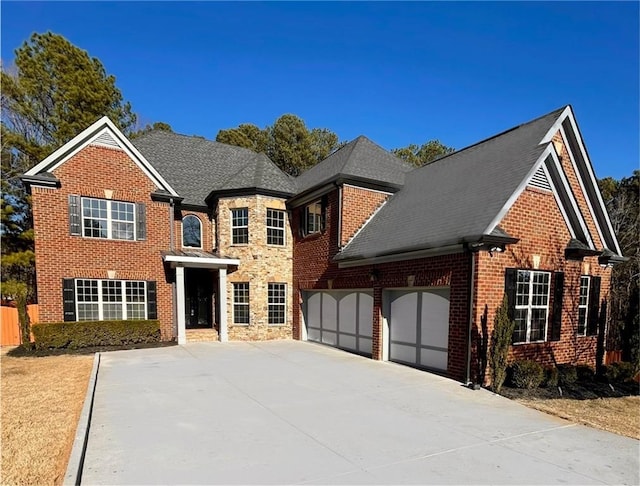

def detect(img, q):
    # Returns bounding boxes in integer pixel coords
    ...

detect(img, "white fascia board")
[24,117,179,197]
[541,158,576,240]
[482,145,554,236]
[163,255,240,267]
[561,110,622,255]
[540,105,572,144]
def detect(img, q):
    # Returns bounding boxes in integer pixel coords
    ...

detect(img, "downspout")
[465,250,476,386]
[337,185,343,249]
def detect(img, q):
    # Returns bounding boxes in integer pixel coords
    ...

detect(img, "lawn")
[1,349,93,486]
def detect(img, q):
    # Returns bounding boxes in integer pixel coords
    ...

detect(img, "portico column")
[176,266,186,345]
[218,267,228,342]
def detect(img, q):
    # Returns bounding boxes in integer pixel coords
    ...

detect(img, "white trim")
[577,275,591,337]
[266,208,286,246]
[24,117,179,197]
[219,269,228,342]
[232,282,250,326]
[176,267,186,344]
[230,207,249,245]
[267,282,287,326]
[542,159,576,239]
[540,105,573,144]
[163,255,240,267]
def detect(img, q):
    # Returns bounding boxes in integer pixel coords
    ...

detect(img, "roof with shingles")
[336,107,567,262]
[295,135,414,195]
[132,131,297,206]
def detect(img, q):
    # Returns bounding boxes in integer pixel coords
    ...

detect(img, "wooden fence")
[1,305,39,346]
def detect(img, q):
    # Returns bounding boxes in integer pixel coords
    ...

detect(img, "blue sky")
[2,1,638,180]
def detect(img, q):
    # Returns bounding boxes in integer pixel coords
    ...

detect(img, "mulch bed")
[6,340,177,358]
[500,378,639,400]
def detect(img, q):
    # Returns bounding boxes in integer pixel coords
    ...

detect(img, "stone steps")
[186,328,219,342]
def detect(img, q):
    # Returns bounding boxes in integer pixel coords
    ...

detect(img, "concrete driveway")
[80,341,639,485]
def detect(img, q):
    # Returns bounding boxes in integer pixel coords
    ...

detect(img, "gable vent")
[91,132,121,149]
[528,165,552,191]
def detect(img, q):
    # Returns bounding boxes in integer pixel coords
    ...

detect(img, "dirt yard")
[1,349,93,485]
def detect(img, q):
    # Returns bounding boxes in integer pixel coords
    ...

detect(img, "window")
[231,208,248,244]
[577,276,590,336]
[268,283,286,325]
[304,201,323,235]
[233,283,250,325]
[82,197,135,240]
[512,270,551,344]
[75,279,147,321]
[182,215,202,248]
[266,209,285,246]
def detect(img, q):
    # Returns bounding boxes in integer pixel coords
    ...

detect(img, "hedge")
[32,320,161,349]
[510,360,544,389]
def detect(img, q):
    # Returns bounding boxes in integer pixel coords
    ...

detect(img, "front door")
[185,268,214,328]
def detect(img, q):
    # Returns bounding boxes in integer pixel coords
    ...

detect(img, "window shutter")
[68,195,81,236]
[550,272,564,341]
[62,278,76,322]
[587,276,601,336]
[504,268,517,321]
[136,203,147,241]
[146,281,157,319]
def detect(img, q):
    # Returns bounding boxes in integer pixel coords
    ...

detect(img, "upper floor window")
[231,208,249,244]
[266,209,285,246]
[303,200,324,236]
[182,215,202,248]
[512,270,550,344]
[82,197,135,240]
[577,276,590,336]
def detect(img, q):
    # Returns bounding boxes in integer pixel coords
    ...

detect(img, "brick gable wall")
[32,144,175,339]
[340,185,390,247]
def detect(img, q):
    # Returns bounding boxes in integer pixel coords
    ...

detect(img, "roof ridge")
[138,129,262,158]
[419,105,568,168]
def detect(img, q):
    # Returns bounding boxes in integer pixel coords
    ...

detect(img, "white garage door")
[304,290,373,357]
[385,288,450,372]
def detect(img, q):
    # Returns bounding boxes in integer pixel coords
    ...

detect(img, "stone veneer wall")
[216,195,293,340]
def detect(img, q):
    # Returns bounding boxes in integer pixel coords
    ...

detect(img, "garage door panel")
[339,294,357,334]
[322,330,337,346]
[359,294,373,338]
[306,292,322,332]
[420,290,450,349]
[390,292,418,342]
[359,337,372,355]
[308,327,321,342]
[322,294,338,331]
[390,343,416,364]
[420,348,448,371]
[340,334,357,352]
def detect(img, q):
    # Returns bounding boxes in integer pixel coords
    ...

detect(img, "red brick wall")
[340,185,389,246]
[471,186,611,383]
[292,187,471,380]
[174,208,213,251]
[31,144,175,339]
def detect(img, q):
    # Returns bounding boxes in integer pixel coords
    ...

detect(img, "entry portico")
[163,250,240,344]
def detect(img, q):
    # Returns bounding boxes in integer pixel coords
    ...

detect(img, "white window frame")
[75,279,147,321]
[233,283,250,325]
[182,214,203,248]
[513,270,551,344]
[81,197,136,240]
[577,276,590,336]
[268,283,287,326]
[231,208,249,245]
[266,208,286,246]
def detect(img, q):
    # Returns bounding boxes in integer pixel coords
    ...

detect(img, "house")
[22,105,624,384]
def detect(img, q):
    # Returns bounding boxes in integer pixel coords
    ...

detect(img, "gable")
[23,117,178,196]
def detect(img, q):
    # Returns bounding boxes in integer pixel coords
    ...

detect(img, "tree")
[1,32,137,302]
[392,140,454,167]
[216,114,342,176]
[130,121,174,139]
[599,171,639,370]
[489,295,516,393]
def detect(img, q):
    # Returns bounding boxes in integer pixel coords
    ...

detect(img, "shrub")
[542,366,559,388]
[489,295,516,394]
[576,364,596,382]
[510,360,544,389]
[611,362,636,383]
[557,364,578,386]
[32,320,161,349]
[602,364,619,383]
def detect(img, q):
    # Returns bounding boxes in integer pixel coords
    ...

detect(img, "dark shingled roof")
[295,135,414,194]
[336,107,566,262]
[132,131,296,206]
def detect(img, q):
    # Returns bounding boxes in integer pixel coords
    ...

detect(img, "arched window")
[182,215,202,248]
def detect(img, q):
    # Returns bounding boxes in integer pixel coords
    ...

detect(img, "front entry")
[185,268,214,328]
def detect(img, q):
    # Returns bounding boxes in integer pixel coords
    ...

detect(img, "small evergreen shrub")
[557,364,578,386]
[602,364,619,383]
[32,320,161,349]
[542,366,559,388]
[576,364,595,382]
[489,295,516,394]
[510,360,544,389]
[610,362,636,383]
